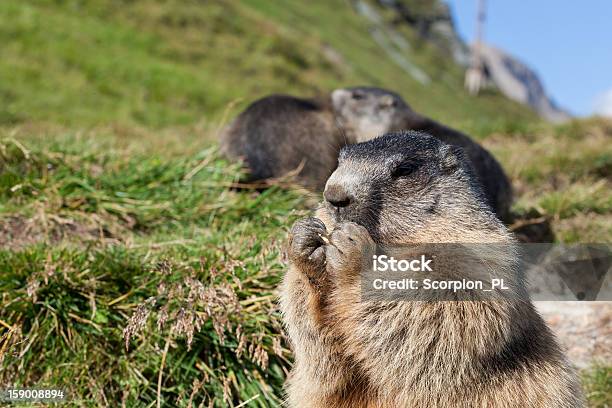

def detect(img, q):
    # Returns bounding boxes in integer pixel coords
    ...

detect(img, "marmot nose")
[324,184,353,208]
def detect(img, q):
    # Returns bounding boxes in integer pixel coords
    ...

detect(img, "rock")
[375,0,470,65]
[353,0,431,84]
[476,44,572,123]
[356,0,571,122]
[536,302,612,368]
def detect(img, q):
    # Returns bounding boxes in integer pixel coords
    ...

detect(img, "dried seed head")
[123,297,156,350]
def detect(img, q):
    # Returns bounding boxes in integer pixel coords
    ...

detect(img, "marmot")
[219,90,409,191]
[280,131,583,407]
[332,86,513,222]
[220,95,339,191]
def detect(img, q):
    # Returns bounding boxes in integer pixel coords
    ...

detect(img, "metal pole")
[465,0,486,95]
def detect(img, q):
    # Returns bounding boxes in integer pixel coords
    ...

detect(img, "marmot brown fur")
[280,131,583,407]
[220,95,340,191]
[332,86,513,221]
[219,90,410,191]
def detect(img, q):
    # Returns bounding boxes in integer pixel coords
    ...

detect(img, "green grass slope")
[0,131,305,407]
[0,0,534,132]
[0,1,610,407]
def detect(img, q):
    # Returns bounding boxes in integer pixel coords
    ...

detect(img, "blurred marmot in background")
[280,131,583,408]
[220,95,338,191]
[219,89,410,191]
[332,86,513,222]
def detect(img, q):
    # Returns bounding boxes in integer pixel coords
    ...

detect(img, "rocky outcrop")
[356,0,570,122]
[376,0,470,65]
[477,44,571,123]
[536,302,612,368]
[353,0,431,84]
[594,89,612,117]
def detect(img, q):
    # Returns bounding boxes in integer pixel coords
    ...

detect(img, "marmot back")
[220,95,343,191]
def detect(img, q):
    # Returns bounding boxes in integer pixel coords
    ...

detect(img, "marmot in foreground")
[219,91,410,191]
[332,86,513,221]
[280,131,583,407]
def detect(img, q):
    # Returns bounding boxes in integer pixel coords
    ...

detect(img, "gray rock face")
[536,302,612,368]
[356,0,570,122]
[375,0,470,65]
[353,0,431,84]
[476,44,571,123]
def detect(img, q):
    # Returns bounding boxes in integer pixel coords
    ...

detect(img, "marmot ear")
[380,95,395,107]
[438,144,463,173]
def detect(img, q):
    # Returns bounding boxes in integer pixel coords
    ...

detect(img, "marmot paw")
[288,217,328,278]
[327,222,375,279]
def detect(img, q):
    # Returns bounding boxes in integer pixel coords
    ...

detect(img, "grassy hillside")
[0,0,610,407]
[0,0,535,132]
[0,130,304,406]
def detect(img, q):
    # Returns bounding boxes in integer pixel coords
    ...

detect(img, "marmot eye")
[352,91,365,100]
[391,161,419,178]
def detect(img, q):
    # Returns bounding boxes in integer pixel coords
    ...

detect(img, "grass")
[583,365,612,407]
[0,130,311,406]
[483,118,612,243]
[0,0,535,133]
[0,0,610,406]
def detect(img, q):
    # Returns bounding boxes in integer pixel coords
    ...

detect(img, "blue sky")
[445,0,612,116]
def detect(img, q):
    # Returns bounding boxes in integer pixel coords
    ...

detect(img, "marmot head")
[331,86,412,142]
[322,131,497,244]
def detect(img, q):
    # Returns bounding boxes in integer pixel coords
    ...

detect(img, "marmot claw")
[327,222,375,278]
